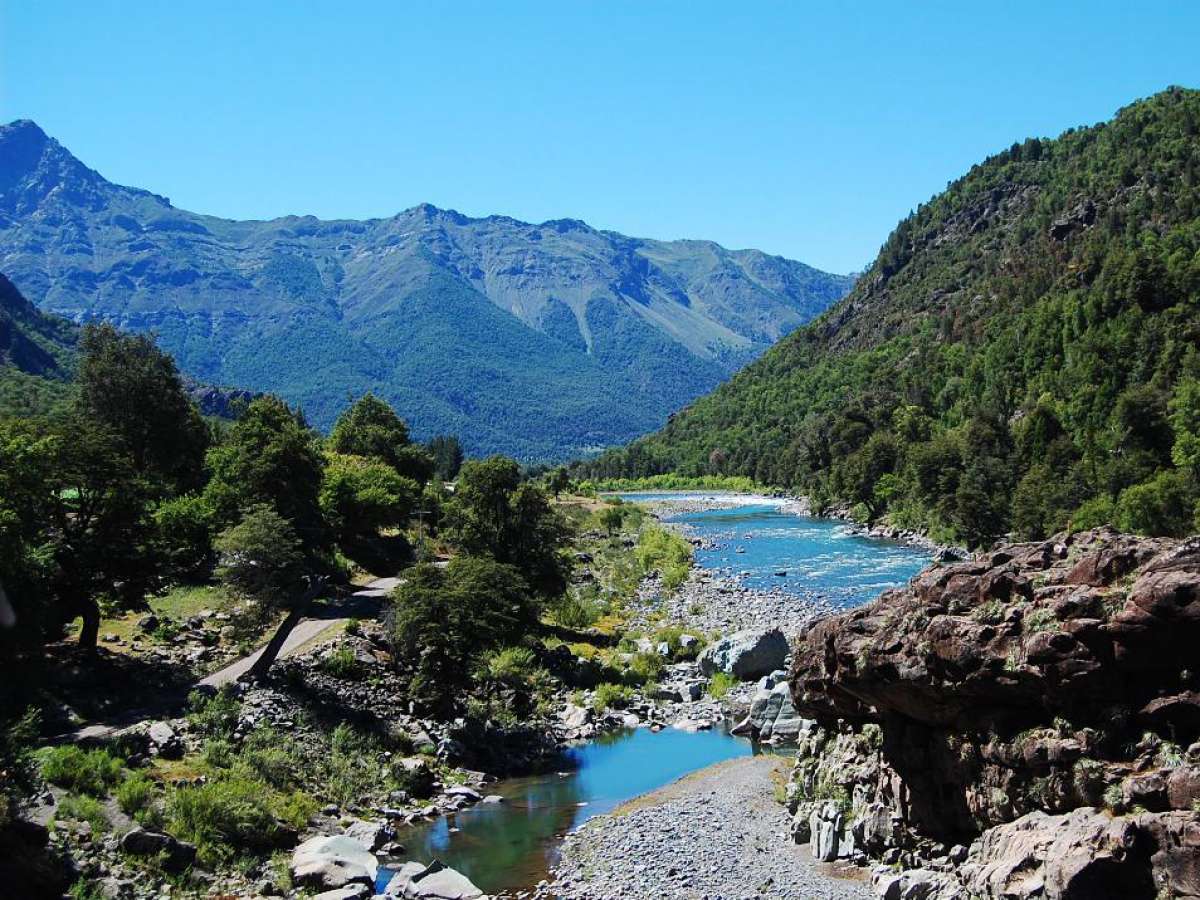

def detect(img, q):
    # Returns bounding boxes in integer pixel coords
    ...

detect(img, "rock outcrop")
[787,528,1200,898]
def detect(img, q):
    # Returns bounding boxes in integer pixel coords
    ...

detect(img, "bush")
[635,526,692,592]
[187,687,241,739]
[707,672,738,699]
[478,646,539,684]
[549,593,602,629]
[115,770,156,819]
[37,746,124,796]
[626,651,665,686]
[593,682,634,712]
[318,645,362,680]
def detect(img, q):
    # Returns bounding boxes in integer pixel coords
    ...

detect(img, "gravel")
[528,755,871,900]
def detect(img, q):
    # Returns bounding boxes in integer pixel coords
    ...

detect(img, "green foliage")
[388,556,533,713]
[635,525,692,592]
[548,593,602,629]
[214,504,305,610]
[152,492,215,577]
[318,645,363,681]
[186,687,241,740]
[577,89,1200,547]
[319,452,418,538]
[203,395,326,551]
[707,672,738,699]
[426,434,464,481]
[330,394,436,485]
[75,323,209,494]
[592,682,634,712]
[116,770,157,823]
[57,793,111,833]
[444,456,572,597]
[167,776,313,866]
[37,745,124,796]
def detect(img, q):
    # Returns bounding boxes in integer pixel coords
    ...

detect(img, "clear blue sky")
[3,1,1198,274]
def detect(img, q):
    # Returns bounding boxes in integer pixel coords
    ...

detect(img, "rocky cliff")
[786,527,1200,899]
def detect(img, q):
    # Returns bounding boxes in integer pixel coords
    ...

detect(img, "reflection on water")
[389,727,757,893]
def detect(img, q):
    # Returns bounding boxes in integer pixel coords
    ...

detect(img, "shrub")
[626,651,665,686]
[37,746,124,796]
[707,672,738,699]
[478,646,539,684]
[550,594,601,629]
[592,682,633,712]
[115,770,156,819]
[57,793,110,833]
[318,645,362,681]
[635,526,692,592]
[187,686,241,739]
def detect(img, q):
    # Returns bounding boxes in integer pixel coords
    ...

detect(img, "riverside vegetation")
[0,329,721,897]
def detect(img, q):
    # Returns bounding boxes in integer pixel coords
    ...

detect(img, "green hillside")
[0,273,77,416]
[577,87,1200,547]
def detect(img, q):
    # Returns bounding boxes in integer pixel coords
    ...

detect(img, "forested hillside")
[577,88,1200,547]
[0,120,851,460]
[0,273,76,415]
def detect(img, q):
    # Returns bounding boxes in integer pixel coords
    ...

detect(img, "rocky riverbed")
[529,755,870,900]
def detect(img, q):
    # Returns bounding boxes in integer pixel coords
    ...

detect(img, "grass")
[38,746,124,796]
[167,776,313,865]
[116,770,157,819]
[318,645,363,680]
[635,525,693,593]
[57,793,111,833]
[68,583,234,647]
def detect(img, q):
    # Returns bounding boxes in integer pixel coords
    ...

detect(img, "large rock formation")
[787,528,1200,898]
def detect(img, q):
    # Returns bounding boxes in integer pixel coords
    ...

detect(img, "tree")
[427,435,464,481]
[1170,377,1200,475]
[329,393,435,485]
[75,323,208,493]
[203,396,327,551]
[387,557,531,714]
[214,504,324,679]
[319,453,418,540]
[548,467,571,499]
[443,456,571,598]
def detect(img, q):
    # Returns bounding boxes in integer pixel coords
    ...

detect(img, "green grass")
[57,793,111,833]
[37,746,124,796]
[592,682,634,713]
[635,524,693,593]
[318,645,363,680]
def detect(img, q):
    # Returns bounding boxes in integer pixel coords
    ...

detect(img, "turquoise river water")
[382,493,930,894]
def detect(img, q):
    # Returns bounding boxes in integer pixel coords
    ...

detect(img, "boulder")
[291,835,377,890]
[698,627,788,679]
[119,827,196,873]
[560,704,592,729]
[383,859,484,899]
[312,887,370,900]
[344,819,393,852]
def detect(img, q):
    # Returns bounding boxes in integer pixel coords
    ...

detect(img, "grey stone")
[697,627,788,680]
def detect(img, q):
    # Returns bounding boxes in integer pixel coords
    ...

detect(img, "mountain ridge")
[0,119,852,458]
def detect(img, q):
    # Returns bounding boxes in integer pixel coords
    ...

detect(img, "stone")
[697,627,789,680]
[119,827,196,873]
[809,800,843,862]
[443,786,481,802]
[560,704,592,729]
[383,859,483,898]
[312,887,370,900]
[344,818,393,852]
[291,835,377,890]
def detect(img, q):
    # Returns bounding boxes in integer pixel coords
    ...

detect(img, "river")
[381,492,930,895]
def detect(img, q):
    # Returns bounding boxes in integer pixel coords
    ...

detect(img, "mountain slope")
[0,272,76,415]
[579,87,1200,545]
[0,121,851,459]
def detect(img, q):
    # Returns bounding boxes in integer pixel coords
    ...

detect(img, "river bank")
[529,754,870,900]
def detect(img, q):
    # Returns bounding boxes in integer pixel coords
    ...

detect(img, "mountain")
[0,272,76,415]
[579,87,1200,546]
[0,120,852,459]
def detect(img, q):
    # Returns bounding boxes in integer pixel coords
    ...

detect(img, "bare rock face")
[786,528,1200,898]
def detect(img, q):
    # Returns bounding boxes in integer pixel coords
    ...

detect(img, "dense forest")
[576,88,1200,548]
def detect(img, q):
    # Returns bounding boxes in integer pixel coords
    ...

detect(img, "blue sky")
[3,1,1198,274]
